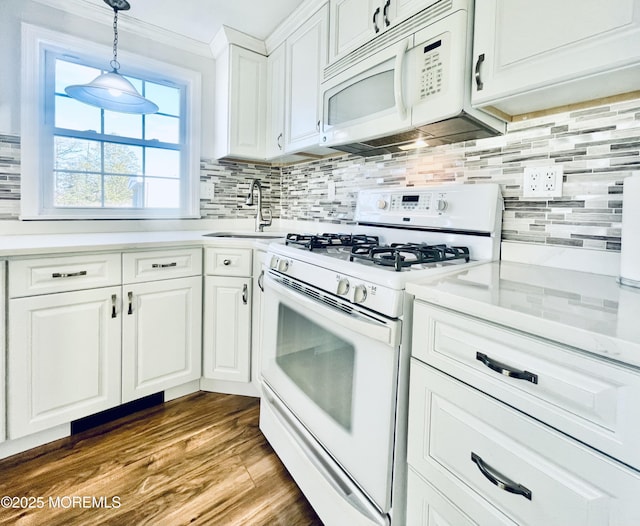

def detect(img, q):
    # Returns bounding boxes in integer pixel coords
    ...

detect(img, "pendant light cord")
[110,8,120,72]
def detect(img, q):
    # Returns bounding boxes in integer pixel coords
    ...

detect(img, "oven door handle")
[267,274,397,346]
[263,385,389,526]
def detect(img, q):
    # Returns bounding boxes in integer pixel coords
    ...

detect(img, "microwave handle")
[394,39,408,120]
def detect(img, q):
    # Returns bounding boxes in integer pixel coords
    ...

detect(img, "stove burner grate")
[349,243,470,271]
[285,233,379,251]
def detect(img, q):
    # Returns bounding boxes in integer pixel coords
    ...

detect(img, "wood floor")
[0,392,323,526]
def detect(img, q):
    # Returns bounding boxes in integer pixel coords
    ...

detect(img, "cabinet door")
[122,276,202,403]
[203,276,251,383]
[8,287,121,439]
[266,43,286,159]
[285,5,329,152]
[393,0,438,23]
[472,0,640,114]
[228,45,267,159]
[329,0,379,59]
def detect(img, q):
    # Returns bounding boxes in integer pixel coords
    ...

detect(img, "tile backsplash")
[2,97,639,253]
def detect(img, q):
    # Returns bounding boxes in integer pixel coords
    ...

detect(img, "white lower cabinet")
[8,286,122,439]
[408,300,640,525]
[7,247,203,440]
[122,276,202,403]
[203,276,251,383]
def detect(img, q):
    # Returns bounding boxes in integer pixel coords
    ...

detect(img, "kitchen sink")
[203,232,284,239]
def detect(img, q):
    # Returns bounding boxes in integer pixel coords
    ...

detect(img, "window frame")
[21,23,202,220]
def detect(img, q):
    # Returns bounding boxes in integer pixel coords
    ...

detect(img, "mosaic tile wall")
[1,97,639,252]
[199,159,281,221]
[279,98,640,251]
[0,134,21,219]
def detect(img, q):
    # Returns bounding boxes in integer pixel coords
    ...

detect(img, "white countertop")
[406,261,640,369]
[0,230,286,257]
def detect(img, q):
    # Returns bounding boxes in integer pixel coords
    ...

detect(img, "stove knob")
[336,278,350,295]
[353,284,367,303]
[436,198,448,211]
[269,256,279,269]
[278,258,290,272]
[376,199,388,210]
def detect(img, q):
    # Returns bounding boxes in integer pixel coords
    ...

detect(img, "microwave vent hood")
[331,113,501,157]
[320,0,506,157]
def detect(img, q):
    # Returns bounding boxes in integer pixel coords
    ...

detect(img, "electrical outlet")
[523,166,563,198]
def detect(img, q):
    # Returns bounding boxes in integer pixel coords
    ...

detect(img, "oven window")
[328,70,395,126]
[275,304,354,430]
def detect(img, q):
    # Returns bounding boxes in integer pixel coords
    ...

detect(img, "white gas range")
[259,184,503,526]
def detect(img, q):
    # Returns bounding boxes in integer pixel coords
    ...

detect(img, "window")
[21,24,201,219]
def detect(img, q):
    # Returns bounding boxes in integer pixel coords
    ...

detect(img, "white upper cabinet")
[213,29,267,160]
[285,4,330,153]
[266,43,287,159]
[472,0,640,117]
[329,0,438,60]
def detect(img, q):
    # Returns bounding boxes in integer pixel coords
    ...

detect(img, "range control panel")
[354,184,502,232]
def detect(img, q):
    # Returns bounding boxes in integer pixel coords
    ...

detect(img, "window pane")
[144,178,180,208]
[104,143,142,175]
[54,172,101,207]
[145,148,180,178]
[104,110,142,139]
[145,83,180,115]
[55,95,101,132]
[104,175,138,207]
[145,114,179,143]
[55,137,101,172]
[55,60,101,94]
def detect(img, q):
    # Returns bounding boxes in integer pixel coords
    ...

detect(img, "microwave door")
[321,37,413,147]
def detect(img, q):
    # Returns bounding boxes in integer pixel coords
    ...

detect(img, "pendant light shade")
[65,71,159,114]
[64,0,158,114]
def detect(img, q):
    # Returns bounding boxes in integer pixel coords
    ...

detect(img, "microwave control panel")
[418,32,450,100]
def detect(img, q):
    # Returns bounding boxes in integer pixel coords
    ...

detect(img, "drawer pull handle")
[111,294,117,318]
[223,259,232,266]
[476,352,538,384]
[127,291,133,315]
[242,283,248,305]
[52,270,87,278]
[152,262,177,268]
[471,452,532,500]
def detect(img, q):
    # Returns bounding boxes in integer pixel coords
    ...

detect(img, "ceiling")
[81,0,308,43]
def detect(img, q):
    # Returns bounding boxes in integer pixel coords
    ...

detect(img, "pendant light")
[65,0,158,114]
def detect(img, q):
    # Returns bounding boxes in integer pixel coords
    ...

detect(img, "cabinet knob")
[223,259,231,266]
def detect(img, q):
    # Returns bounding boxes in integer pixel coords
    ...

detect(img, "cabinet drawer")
[123,248,202,283]
[407,467,516,526]
[412,302,640,471]
[205,247,252,276]
[9,253,121,297]
[408,361,640,526]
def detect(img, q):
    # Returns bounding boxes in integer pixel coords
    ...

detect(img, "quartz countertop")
[406,261,640,369]
[0,230,286,257]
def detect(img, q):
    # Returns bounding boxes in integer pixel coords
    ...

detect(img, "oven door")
[261,271,401,513]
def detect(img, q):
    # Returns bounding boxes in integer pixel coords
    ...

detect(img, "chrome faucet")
[245,179,272,232]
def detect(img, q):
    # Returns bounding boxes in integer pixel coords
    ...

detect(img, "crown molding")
[31,0,213,58]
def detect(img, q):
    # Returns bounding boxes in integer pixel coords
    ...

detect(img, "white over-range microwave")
[320,0,505,156]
